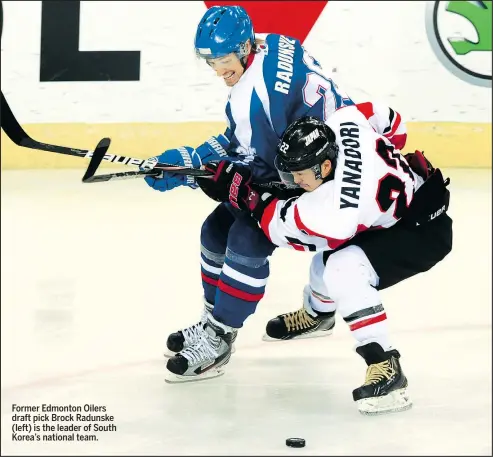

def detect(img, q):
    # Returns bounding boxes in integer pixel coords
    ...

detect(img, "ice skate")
[263,286,335,341]
[353,342,412,415]
[165,312,236,383]
[164,299,236,357]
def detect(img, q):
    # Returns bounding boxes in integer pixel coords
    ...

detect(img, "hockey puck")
[286,438,305,448]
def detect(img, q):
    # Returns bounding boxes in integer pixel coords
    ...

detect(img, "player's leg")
[212,210,276,327]
[165,203,235,357]
[166,209,276,382]
[322,245,411,415]
[325,213,452,415]
[263,252,336,341]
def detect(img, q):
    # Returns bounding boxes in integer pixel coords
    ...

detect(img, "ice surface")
[1,168,491,455]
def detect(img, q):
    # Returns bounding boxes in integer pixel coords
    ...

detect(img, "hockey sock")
[308,287,337,314]
[200,245,225,305]
[212,251,269,328]
[342,304,392,351]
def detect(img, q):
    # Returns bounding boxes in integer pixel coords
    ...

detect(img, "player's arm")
[352,101,407,150]
[257,189,357,251]
[197,160,353,252]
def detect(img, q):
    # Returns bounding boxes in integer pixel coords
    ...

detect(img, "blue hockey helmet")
[194,5,255,60]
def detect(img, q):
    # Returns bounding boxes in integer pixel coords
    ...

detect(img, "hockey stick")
[1,92,283,187]
[1,91,212,180]
[81,139,212,183]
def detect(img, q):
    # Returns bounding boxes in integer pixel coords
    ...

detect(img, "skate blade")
[165,368,225,384]
[261,328,334,342]
[164,345,236,358]
[356,388,413,416]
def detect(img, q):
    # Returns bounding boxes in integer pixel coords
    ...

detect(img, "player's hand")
[198,160,276,221]
[143,146,200,192]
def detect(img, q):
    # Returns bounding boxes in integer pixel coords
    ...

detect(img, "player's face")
[291,169,321,191]
[291,160,332,191]
[206,54,245,87]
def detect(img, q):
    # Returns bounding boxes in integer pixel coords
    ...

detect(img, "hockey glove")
[404,150,435,180]
[143,135,229,192]
[198,160,277,222]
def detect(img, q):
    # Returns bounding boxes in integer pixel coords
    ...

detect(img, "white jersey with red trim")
[259,104,419,252]
[347,101,407,150]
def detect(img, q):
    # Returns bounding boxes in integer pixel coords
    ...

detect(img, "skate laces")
[182,323,206,345]
[180,330,219,365]
[364,360,396,385]
[283,308,316,332]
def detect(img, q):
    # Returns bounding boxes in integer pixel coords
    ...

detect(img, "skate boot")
[263,286,335,341]
[165,312,237,383]
[164,299,237,357]
[352,342,412,415]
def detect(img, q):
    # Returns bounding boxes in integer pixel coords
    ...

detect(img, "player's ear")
[321,159,332,178]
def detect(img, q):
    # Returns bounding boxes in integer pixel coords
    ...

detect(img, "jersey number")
[376,174,408,219]
[375,141,411,219]
[301,50,353,120]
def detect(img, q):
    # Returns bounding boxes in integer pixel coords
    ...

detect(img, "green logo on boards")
[426,1,492,87]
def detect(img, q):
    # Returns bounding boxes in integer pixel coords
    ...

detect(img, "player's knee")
[200,203,235,252]
[309,252,328,296]
[225,248,268,268]
[227,216,276,259]
[324,246,377,300]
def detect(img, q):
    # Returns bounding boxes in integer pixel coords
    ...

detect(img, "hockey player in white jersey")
[173,104,452,415]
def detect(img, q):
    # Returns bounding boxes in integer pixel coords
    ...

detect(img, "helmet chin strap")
[312,162,335,183]
[311,164,322,180]
[238,40,254,69]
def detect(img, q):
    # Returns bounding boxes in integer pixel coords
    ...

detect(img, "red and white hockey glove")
[198,160,276,221]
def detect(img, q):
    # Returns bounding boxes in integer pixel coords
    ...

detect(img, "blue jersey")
[222,33,354,182]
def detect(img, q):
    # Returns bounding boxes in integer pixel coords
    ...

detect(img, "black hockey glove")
[198,160,277,221]
[402,168,451,225]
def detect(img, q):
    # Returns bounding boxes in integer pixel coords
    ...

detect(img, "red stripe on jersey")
[245,52,256,71]
[389,133,407,150]
[293,205,369,249]
[388,111,402,138]
[260,198,279,242]
[218,280,264,302]
[355,102,375,120]
[288,242,306,251]
[201,271,218,287]
[349,313,387,331]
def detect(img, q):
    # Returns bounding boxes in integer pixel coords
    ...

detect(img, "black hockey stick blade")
[2,91,218,178]
[81,138,112,182]
[81,138,213,183]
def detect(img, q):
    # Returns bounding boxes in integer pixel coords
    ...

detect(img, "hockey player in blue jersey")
[143,5,370,382]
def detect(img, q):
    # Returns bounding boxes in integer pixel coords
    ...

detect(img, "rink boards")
[1,121,491,170]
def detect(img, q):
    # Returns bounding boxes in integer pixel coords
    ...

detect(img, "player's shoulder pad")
[297,181,359,241]
[295,182,335,231]
[328,106,374,134]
